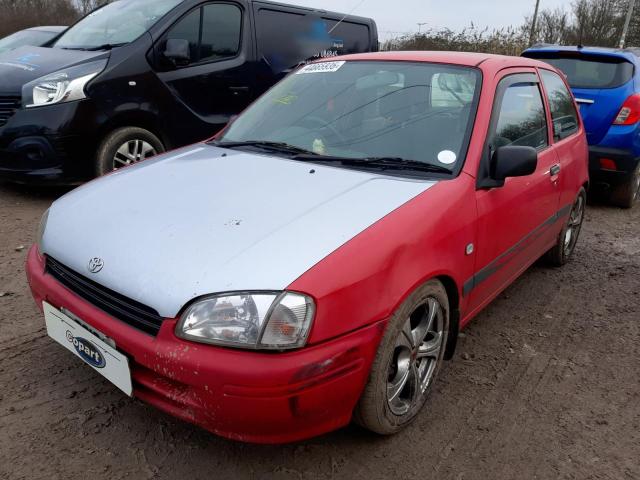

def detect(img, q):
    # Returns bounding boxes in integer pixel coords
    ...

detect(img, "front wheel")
[354,280,449,435]
[545,188,586,267]
[95,127,165,177]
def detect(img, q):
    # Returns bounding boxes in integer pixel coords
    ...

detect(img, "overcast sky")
[280,0,570,40]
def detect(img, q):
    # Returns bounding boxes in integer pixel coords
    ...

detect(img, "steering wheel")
[299,116,345,142]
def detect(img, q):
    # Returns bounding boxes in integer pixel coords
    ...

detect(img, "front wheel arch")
[436,275,460,360]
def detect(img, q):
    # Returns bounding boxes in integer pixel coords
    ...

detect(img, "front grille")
[46,256,165,336]
[0,96,21,127]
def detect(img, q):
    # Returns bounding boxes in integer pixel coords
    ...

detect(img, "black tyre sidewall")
[95,127,165,177]
[547,188,587,266]
[611,164,640,209]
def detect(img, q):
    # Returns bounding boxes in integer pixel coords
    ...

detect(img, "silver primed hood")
[43,145,435,317]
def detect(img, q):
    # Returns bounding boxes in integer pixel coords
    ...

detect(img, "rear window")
[526,53,634,89]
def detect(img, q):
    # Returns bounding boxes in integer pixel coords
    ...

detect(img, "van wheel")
[95,127,164,176]
[354,280,449,435]
[610,164,640,209]
[545,188,586,267]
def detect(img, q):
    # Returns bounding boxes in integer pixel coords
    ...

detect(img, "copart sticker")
[296,61,346,74]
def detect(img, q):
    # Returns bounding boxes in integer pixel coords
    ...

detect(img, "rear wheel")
[95,127,164,177]
[610,163,640,209]
[354,280,449,435]
[545,188,586,267]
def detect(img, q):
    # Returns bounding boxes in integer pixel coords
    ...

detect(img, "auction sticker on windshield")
[43,302,133,395]
[296,61,346,74]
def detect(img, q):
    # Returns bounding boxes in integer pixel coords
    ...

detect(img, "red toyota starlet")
[26,51,589,443]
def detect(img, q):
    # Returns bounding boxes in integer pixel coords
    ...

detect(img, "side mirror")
[164,39,190,66]
[491,145,538,184]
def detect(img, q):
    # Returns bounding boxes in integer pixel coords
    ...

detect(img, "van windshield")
[54,0,181,50]
[526,53,634,89]
[218,61,481,175]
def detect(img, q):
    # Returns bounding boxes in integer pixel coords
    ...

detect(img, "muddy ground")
[0,181,638,480]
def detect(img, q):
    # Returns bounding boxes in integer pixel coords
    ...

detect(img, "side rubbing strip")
[463,204,572,297]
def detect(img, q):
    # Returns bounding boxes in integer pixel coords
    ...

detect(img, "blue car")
[523,45,640,207]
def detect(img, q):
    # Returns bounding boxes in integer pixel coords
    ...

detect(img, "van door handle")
[550,164,561,176]
[229,86,249,94]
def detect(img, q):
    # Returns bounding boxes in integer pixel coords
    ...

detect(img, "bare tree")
[0,0,79,37]
[621,0,639,46]
[74,0,108,15]
[536,8,571,44]
[569,0,627,46]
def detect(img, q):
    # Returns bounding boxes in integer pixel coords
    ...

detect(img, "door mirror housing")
[164,39,191,66]
[479,145,538,189]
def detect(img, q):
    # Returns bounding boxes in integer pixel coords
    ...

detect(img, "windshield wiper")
[61,43,127,51]
[212,140,316,156]
[292,155,453,174]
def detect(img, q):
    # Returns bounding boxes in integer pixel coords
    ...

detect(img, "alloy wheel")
[387,297,445,416]
[563,194,585,257]
[113,139,157,170]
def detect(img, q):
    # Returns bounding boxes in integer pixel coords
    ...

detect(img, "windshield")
[0,30,56,53]
[54,0,181,50]
[219,61,481,174]
[526,53,634,89]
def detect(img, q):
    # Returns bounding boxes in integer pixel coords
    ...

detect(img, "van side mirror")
[164,39,190,66]
[490,145,538,185]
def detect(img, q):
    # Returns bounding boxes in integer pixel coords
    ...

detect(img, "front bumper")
[0,100,99,184]
[26,246,384,444]
[588,146,640,188]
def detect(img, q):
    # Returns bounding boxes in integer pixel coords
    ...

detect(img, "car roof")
[26,26,67,33]
[524,44,640,63]
[332,50,555,72]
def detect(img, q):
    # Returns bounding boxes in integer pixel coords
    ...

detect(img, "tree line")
[0,0,637,55]
[383,0,639,53]
[0,0,106,38]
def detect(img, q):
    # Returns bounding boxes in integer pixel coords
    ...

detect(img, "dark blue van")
[523,45,640,207]
[0,0,377,183]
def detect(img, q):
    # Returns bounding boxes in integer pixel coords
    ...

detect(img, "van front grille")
[0,96,21,127]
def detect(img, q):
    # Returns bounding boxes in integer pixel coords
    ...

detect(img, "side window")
[200,4,242,63]
[494,82,548,149]
[539,69,579,141]
[165,8,201,63]
[255,8,307,73]
[163,3,241,67]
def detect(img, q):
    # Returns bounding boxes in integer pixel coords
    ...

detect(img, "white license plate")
[44,302,133,396]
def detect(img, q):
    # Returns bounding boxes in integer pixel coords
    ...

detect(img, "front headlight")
[176,292,315,350]
[22,59,107,108]
[36,208,50,253]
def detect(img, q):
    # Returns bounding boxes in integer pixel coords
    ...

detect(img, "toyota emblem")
[87,257,104,274]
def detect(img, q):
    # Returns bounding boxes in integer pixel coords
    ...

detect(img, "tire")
[95,127,165,177]
[545,187,586,267]
[354,280,449,435]
[610,163,640,209]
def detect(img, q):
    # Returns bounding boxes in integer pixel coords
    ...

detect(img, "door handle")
[229,86,249,94]
[550,164,561,176]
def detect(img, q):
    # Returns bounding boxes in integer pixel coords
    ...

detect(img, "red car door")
[537,67,587,213]
[465,68,561,317]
